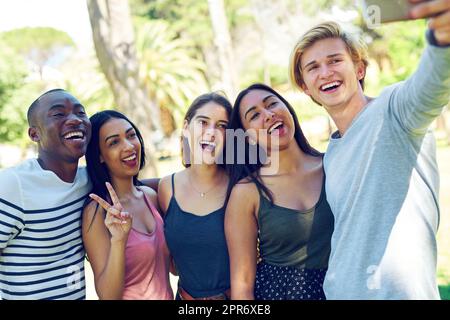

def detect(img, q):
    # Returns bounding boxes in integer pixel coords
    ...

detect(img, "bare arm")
[225,182,259,300]
[157,175,172,216]
[157,175,178,275]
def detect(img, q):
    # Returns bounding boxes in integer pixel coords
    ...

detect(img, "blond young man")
[289,1,450,299]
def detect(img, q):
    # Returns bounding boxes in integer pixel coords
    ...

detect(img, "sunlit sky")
[0,0,93,51]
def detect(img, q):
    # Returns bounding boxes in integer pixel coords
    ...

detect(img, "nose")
[65,112,83,125]
[263,109,275,123]
[319,65,334,79]
[123,138,135,151]
[203,126,216,141]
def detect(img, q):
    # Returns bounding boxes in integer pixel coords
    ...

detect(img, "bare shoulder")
[233,177,259,196]
[228,177,259,211]
[82,200,101,220]
[82,200,104,233]
[139,185,158,204]
[158,174,172,192]
[157,174,176,214]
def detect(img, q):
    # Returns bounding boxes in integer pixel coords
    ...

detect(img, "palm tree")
[134,19,209,134]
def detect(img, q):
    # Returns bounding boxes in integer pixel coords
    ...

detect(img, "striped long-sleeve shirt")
[0,159,91,300]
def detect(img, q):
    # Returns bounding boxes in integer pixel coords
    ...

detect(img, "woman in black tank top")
[157,92,233,300]
[225,83,334,300]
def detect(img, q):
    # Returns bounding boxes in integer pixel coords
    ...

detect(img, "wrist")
[110,237,127,246]
[427,29,450,48]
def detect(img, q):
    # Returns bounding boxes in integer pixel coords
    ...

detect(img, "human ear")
[182,119,190,138]
[28,127,40,142]
[356,61,366,80]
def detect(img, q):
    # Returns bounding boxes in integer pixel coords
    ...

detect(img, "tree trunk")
[86,0,160,177]
[207,0,238,99]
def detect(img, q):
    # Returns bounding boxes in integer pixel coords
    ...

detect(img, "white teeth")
[122,154,136,161]
[321,81,341,91]
[199,141,216,147]
[268,121,283,134]
[64,131,84,139]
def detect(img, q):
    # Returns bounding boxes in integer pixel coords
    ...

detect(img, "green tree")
[0,27,75,80]
[134,18,208,132]
[0,40,29,144]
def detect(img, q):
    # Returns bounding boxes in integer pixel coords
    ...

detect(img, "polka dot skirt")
[254,261,327,300]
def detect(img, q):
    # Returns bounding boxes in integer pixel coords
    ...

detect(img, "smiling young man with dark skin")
[0,89,92,300]
[289,0,450,299]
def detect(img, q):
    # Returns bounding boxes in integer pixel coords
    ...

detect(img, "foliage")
[134,18,208,124]
[0,41,30,143]
[0,27,75,77]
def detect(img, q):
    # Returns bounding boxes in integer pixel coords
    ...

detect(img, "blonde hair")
[289,21,369,91]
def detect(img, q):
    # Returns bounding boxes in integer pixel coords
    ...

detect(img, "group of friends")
[1,1,450,300]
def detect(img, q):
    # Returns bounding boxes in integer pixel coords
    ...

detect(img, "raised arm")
[225,182,259,300]
[390,2,450,135]
[82,182,132,300]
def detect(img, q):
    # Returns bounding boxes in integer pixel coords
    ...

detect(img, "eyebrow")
[105,127,134,143]
[243,95,275,120]
[303,53,344,70]
[194,115,210,120]
[48,103,84,111]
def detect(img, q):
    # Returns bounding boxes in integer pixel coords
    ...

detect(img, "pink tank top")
[122,192,173,300]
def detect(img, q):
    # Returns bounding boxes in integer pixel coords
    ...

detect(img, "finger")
[89,194,111,211]
[120,211,132,219]
[105,182,121,207]
[107,217,128,225]
[410,0,450,19]
[428,10,450,29]
[107,206,122,217]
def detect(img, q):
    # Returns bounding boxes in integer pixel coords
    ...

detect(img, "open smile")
[320,81,342,93]
[199,140,216,153]
[122,153,138,168]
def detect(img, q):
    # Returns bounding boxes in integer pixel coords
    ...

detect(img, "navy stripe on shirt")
[0,267,85,286]
[1,276,86,297]
[25,207,83,225]
[24,216,81,233]
[0,245,84,267]
[2,242,83,258]
[14,225,81,242]
[0,255,85,276]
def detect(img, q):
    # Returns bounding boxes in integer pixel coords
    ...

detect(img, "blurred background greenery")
[0,0,449,299]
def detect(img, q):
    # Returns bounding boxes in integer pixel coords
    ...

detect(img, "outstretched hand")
[89,182,132,242]
[410,0,450,45]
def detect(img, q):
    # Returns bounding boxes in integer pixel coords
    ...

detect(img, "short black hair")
[27,88,66,126]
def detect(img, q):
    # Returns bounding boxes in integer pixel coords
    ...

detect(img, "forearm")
[393,37,450,133]
[95,240,127,300]
[231,280,255,300]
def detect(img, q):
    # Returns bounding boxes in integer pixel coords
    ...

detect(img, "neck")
[109,175,140,203]
[261,141,309,176]
[37,153,78,183]
[188,164,224,183]
[325,89,371,137]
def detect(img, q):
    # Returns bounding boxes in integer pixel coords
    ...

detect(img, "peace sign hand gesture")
[89,182,133,243]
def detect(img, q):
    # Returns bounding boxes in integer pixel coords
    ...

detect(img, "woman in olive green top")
[225,83,334,300]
